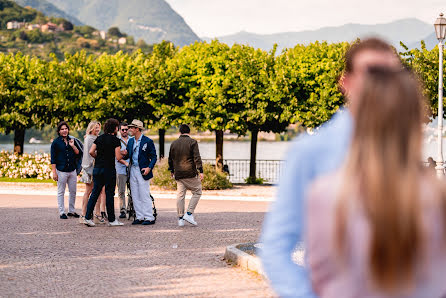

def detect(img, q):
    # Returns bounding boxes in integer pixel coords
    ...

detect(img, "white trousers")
[130,166,154,221]
[56,169,77,215]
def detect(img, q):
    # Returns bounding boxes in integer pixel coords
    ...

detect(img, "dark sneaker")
[142,220,155,225]
[119,211,126,219]
[67,212,80,218]
[132,219,143,225]
[60,214,68,219]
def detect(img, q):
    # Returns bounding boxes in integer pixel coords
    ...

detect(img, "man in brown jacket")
[168,124,204,226]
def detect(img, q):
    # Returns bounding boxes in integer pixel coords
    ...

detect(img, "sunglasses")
[121,128,128,132]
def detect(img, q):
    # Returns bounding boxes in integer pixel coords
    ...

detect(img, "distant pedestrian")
[125,120,157,226]
[168,124,203,227]
[427,157,437,175]
[84,118,125,227]
[51,121,81,219]
[116,122,131,219]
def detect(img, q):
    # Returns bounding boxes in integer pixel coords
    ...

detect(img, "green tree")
[400,41,445,118]
[0,53,52,154]
[173,41,236,168]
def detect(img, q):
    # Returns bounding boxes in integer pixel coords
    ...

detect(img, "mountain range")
[13,0,83,25]
[39,0,200,47]
[203,18,437,52]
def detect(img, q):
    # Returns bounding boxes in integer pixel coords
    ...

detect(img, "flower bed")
[0,151,52,180]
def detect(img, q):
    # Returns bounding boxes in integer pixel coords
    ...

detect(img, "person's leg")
[82,182,93,216]
[176,179,187,218]
[130,166,143,220]
[117,174,127,213]
[100,187,106,214]
[138,175,154,221]
[104,169,117,222]
[186,176,202,215]
[85,169,105,220]
[56,170,68,215]
[67,170,77,214]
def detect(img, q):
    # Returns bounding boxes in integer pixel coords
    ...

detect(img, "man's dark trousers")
[85,168,116,222]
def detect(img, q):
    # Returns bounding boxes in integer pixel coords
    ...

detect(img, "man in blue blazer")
[126,119,157,225]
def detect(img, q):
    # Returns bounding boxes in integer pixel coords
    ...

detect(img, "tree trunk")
[215,130,224,170]
[249,128,258,179]
[14,128,25,155]
[159,129,165,158]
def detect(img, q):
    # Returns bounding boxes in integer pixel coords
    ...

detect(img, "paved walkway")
[0,193,275,297]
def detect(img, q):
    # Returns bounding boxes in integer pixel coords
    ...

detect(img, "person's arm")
[141,140,157,176]
[50,141,58,181]
[89,143,97,158]
[147,140,157,170]
[192,140,204,179]
[68,138,79,155]
[260,140,317,298]
[168,144,174,177]
[115,146,123,161]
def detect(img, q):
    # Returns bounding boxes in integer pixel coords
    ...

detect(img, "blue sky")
[165,0,444,37]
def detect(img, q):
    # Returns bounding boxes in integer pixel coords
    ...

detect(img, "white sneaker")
[84,219,95,227]
[183,213,197,226]
[178,219,185,227]
[109,220,124,226]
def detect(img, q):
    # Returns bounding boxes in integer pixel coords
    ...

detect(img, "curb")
[224,243,264,275]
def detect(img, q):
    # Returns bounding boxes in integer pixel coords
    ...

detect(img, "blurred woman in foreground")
[306,68,446,297]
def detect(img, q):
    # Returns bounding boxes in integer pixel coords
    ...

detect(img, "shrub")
[0,151,51,179]
[245,176,264,184]
[152,159,232,190]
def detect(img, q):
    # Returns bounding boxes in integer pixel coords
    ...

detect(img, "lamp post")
[435,13,446,177]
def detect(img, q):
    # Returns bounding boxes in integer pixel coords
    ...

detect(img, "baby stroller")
[126,169,157,221]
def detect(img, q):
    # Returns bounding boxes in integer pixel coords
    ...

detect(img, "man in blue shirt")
[51,121,81,219]
[260,38,402,297]
[116,122,131,219]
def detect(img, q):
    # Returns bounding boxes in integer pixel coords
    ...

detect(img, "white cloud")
[165,0,444,37]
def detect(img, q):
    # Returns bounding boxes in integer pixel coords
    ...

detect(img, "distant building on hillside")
[41,22,62,33]
[7,21,25,30]
[27,24,41,30]
[92,30,107,40]
[118,37,127,45]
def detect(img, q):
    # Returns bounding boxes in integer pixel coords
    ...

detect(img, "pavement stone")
[0,194,275,297]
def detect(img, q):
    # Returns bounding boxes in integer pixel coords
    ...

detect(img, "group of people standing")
[50,119,204,227]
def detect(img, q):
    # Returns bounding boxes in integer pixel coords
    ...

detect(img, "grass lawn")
[0,177,55,183]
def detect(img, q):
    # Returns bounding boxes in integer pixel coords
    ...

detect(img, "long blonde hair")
[336,67,429,292]
[85,121,101,137]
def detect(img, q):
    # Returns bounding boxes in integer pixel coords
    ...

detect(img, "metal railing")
[202,159,284,184]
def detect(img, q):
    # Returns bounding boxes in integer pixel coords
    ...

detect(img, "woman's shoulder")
[307,171,343,208]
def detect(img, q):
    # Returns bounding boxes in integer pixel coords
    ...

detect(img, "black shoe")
[142,220,155,225]
[101,212,108,220]
[67,212,80,218]
[119,211,126,219]
[60,214,68,219]
[132,219,143,225]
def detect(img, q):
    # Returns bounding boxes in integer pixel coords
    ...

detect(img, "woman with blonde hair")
[306,68,446,297]
[79,121,106,224]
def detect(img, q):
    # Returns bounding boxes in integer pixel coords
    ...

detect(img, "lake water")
[0,141,291,160]
[0,137,441,162]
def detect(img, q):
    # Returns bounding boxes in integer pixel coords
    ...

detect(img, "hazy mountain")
[408,32,438,50]
[12,0,83,25]
[43,0,200,46]
[203,18,434,52]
